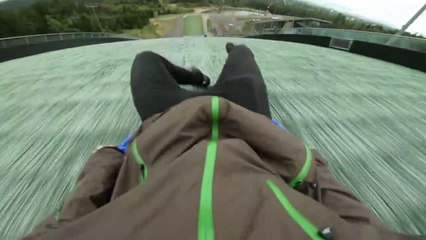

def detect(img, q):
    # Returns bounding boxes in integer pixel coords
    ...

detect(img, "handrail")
[0,32,110,41]
[0,32,139,48]
[274,28,426,53]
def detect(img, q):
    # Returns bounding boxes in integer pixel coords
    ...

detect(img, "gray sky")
[302,0,426,34]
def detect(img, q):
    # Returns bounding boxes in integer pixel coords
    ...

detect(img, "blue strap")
[118,135,132,153]
[272,118,287,131]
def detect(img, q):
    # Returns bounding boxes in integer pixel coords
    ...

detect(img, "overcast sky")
[302,0,426,34]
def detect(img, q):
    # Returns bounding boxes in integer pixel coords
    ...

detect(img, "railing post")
[59,34,63,40]
[25,37,30,44]
[45,35,48,42]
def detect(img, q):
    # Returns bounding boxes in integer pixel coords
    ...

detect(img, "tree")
[46,15,65,32]
[334,13,346,28]
[45,15,78,32]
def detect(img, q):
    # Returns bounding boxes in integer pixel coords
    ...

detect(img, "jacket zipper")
[289,144,313,187]
[198,96,220,240]
[131,141,148,183]
[267,180,324,240]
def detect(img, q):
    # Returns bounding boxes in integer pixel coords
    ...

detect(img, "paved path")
[201,14,214,37]
[165,16,184,37]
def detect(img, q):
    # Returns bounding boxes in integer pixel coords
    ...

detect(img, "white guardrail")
[0,32,139,48]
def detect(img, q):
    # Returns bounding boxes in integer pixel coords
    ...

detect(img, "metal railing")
[275,28,426,53]
[0,32,139,49]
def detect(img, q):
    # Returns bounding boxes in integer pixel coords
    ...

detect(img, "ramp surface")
[0,37,425,239]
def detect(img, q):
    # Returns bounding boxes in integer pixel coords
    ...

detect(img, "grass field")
[183,15,204,36]
[151,17,178,37]
[123,24,160,38]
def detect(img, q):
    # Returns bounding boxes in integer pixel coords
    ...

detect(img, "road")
[201,13,214,37]
[165,16,184,37]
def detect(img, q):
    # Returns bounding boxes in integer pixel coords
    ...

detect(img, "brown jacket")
[25,96,422,240]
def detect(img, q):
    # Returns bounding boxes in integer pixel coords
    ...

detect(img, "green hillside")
[0,0,162,37]
[0,0,45,10]
[0,0,106,10]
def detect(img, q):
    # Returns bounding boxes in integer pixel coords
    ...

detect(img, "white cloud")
[302,0,426,34]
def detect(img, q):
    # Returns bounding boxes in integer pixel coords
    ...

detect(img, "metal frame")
[278,28,426,53]
[329,38,353,51]
[0,32,129,49]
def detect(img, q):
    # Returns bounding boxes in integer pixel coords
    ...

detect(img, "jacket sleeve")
[24,146,124,239]
[299,150,383,227]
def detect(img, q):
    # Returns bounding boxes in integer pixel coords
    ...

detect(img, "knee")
[132,51,161,72]
[134,51,160,62]
[232,45,254,57]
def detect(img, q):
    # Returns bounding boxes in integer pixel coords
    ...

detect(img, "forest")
[0,0,188,37]
[0,0,419,38]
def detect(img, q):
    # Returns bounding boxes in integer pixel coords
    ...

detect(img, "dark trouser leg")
[151,53,209,86]
[132,51,206,87]
[211,45,271,118]
[131,51,195,120]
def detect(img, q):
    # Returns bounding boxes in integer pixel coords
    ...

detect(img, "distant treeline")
[0,0,187,38]
[0,0,422,38]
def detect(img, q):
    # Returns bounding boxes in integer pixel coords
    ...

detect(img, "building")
[254,17,333,33]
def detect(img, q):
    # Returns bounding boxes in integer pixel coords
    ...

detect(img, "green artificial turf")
[0,37,425,239]
[183,15,204,36]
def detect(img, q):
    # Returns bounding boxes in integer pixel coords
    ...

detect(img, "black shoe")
[226,43,235,54]
[191,67,210,87]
